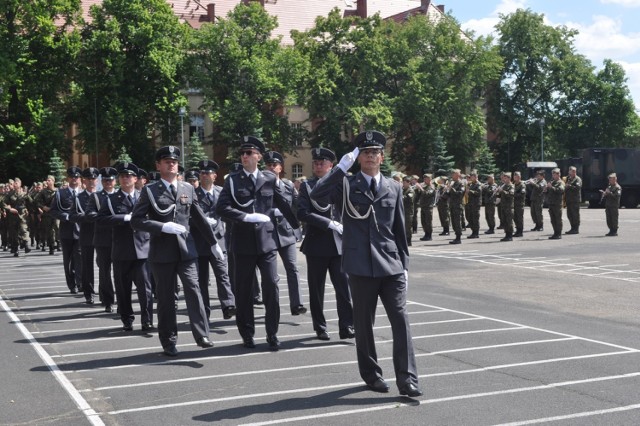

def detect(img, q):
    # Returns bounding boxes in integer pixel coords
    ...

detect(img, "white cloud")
[617,61,640,106]
[600,0,640,7]
[461,0,528,36]
[568,15,640,63]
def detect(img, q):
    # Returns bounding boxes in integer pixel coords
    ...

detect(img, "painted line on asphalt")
[0,295,105,426]
[496,403,640,425]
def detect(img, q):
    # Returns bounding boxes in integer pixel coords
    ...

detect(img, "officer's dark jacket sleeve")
[297,179,332,230]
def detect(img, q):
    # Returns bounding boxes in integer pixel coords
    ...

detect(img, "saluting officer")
[49,167,83,294]
[311,130,422,398]
[193,159,236,320]
[131,146,224,356]
[216,136,299,351]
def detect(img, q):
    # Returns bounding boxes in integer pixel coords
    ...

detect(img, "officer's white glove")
[337,147,360,172]
[404,270,409,286]
[328,220,343,235]
[273,208,283,217]
[124,214,132,222]
[211,243,225,259]
[161,222,186,235]
[206,217,218,227]
[62,213,70,221]
[243,213,271,223]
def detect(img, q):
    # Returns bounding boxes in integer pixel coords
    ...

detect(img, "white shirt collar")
[360,171,382,190]
[244,169,259,180]
[161,178,178,190]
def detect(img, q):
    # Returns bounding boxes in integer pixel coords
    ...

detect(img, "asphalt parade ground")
[1,206,640,425]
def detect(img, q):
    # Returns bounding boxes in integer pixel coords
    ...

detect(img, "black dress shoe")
[223,306,236,319]
[196,336,214,348]
[449,238,461,245]
[549,234,561,240]
[438,231,449,236]
[105,305,113,313]
[316,331,330,341]
[467,234,479,239]
[292,305,307,315]
[85,298,94,305]
[339,326,355,339]
[253,297,264,306]
[366,378,390,393]
[484,229,495,234]
[399,383,423,398]
[122,323,133,331]
[163,345,179,357]
[242,337,256,348]
[70,288,78,294]
[266,335,281,350]
[142,322,154,331]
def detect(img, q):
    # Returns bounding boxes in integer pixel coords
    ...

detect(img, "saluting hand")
[337,147,360,172]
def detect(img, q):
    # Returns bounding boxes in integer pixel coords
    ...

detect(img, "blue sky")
[442,0,640,109]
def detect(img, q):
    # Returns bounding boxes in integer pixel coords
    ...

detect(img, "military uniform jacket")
[216,169,299,256]
[514,181,527,206]
[97,189,149,261]
[298,177,341,257]
[85,190,114,248]
[482,183,497,206]
[436,185,449,206]
[311,168,409,278]
[69,191,96,247]
[528,179,546,202]
[402,186,415,218]
[448,180,465,206]
[49,187,81,240]
[467,182,483,207]
[547,180,565,206]
[272,178,298,248]
[193,185,225,256]
[565,176,582,203]
[604,183,621,208]
[499,183,515,210]
[34,188,56,216]
[419,183,436,209]
[131,180,217,263]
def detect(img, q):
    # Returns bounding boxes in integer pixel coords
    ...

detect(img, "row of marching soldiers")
[395,166,621,246]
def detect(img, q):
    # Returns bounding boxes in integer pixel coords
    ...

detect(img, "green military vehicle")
[582,148,640,208]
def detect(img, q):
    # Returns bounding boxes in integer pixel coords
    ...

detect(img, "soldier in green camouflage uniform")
[3,179,31,256]
[436,176,450,236]
[482,174,497,234]
[402,176,415,246]
[603,173,621,236]
[512,171,527,237]
[546,168,565,240]
[447,169,465,244]
[564,166,582,234]
[411,175,421,234]
[419,174,436,241]
[527,170,546,231]
[466,171,482,239]
[0,183,7,251]
[26,183,40,248]
[34,176,58,254]
[497,172,515,241]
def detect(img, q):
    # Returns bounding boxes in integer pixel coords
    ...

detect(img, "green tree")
[48,149,66,186]
[72,0,189,170]
[0,0,82,183]
[186,134,208,170]
[474,142,498,178]
[189,2,302,154]
[114,146,132,164]
[430,132,455,175]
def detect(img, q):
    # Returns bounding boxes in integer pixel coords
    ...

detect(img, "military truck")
[582,148,640,208]
[513,161,558,206]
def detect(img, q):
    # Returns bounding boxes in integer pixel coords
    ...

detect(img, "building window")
[291,122,305,147]
[189,114,205,142]
[291,163,304,180]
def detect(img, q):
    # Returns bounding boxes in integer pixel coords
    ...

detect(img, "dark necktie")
[207,192,215,205]
[128,194,135,205]
[169,184,177,198]
[370,178,377,197]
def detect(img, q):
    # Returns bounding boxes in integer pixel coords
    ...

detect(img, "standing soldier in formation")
[216,137,299,351]
[419,174,436,241]
[436,177,450,236]
[49,167,83,293]
[34,176,58,254]
[3,179,31,256]
[512,171,527,237]
[0,184,7,251]
[564,166,582,234]
[460,173,468,231]
[496,172,515,242]
[26,183,40,250]
[602,173,621,236]
[193,159,236,321]
[402,175,415,246]
[546,168,565,240]
[410,175,421,234]
[297,147,354,341]
[527,170,546,232]
[447,169,465,245]
[264,151,307,316]
[465,171,482,239]
[482,174,497,234]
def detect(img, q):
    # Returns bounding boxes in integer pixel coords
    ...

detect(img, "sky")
[442,0,640,110]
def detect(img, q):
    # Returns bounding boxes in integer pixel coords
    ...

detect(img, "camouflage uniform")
[403,184,415,246]
[498,180,515,241]
[412,182,421,234]
[466,180,482,238]
[527,177,546,231]
[513,180,527,237]
[4,188,31,255]
[419,181,436,241]
[482,180,497,234]
[0,187,7,250]
[546,176,565,239]
[604,180,621,236]
[564,174,582,234]
[448,178,465,243]
[34,186,58,253]
[436,183,450,235]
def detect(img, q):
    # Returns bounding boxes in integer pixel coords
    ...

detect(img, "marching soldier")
[436,176,450,236]
[546,168,565,239]
[410,175,421,234]
[4,179,31,256]
[564,166,582,234]
[216,137,299,350]
[513,171,527,237]
[602,173,621,236]
[419,174,436,241]
[447,169,465,245]
[49,167,83,293]
[297,147,355,341]
[496,172,515,241]
[466,171,482,239]
[482,174,497,234]
[402,175,415,246]
[0,184,7,251]
[34,176,58,254]
[527,170,546,231]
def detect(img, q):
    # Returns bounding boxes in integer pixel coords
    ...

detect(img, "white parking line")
[496,403,640,425]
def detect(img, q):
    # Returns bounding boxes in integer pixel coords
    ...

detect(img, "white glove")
[337,147,360,172]
[161,222,186,235]
[273,208,283,217]
[62,213,70,221]
[124,214,132,222]
[328,220,343,235]
[243,213,271,223]
[404,270,409,286]
[206,217,218,227]
[211,243,225,259]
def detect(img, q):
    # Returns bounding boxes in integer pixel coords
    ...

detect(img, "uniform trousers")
[234,251,280,339]
[531,200,544,228]
[566,201,580,230]
[485,203,496,230]
[468,205,481,234]
[151,259,209,348]
[277,243,302,310]
[113,259,153,326]
[80,245,95,300]
[548,205,563,235]
[95,246,114,306]
[61,238,82,291]
[197,254,235,319]
[306,255,353,333]
[348,273,419,389]
[420,207,433,235]
[514,204,525,232]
